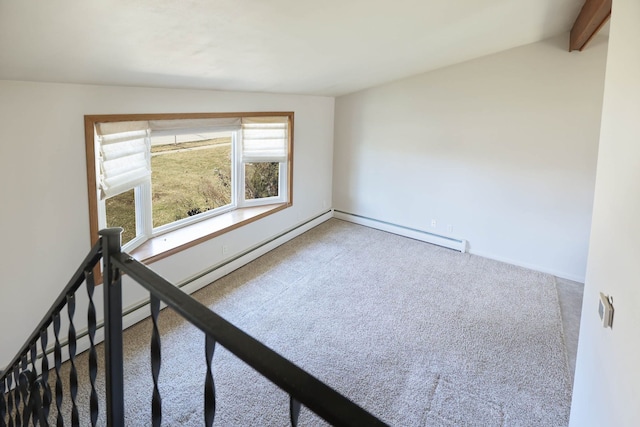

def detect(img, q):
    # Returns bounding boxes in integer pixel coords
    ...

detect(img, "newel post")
[100,228,125,426]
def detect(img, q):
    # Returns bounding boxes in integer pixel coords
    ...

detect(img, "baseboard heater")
[333,210,468,253]
[32,210,336,374]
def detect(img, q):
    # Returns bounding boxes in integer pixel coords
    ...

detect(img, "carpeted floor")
[16,218,579,426]
[555,278,583,385]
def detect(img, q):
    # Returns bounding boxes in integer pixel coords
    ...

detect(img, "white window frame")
[237,129,288,208]
[149,130,240,237]
[92,114,291,253]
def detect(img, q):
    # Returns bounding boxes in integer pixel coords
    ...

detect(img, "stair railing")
[1,228,387,426]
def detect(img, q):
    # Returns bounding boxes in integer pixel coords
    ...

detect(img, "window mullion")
[138,181,153,239]
[97,199,107,230]
[279,161,286,200]
[235,131,244,207]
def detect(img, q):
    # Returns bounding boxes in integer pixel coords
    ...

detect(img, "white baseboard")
[35,211,334,374]
[467,249,585,283]
[178,210,334,295]
[9,208,583,379]
[332,211,585,282]
[333,210,467,253]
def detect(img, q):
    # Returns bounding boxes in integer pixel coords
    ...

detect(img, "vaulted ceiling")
[0,0,589,96]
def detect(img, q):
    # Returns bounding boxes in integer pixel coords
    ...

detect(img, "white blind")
[149,118,241,137]
[241,117,288,163]
[96,121,151,199]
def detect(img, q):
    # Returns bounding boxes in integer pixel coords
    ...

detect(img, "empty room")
[1,0,638,426]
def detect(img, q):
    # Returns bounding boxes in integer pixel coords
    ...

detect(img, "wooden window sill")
[130,203,289,264]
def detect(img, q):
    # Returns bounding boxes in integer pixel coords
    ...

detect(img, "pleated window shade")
[149,117,241,136]
[96,116,288,199]
[96,121,151,199]
[241,117,289,163]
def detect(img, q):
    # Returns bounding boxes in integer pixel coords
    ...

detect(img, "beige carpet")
[9,218,573,426]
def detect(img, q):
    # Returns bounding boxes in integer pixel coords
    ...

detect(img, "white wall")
[570,1,640,425]
[0,80,334,368]
[333,34,607,281]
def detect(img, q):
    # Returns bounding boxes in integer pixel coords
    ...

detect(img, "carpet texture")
[554,278,583,384]
[31,219,572,425]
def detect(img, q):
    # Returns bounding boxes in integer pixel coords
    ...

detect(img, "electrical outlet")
[431,219,437,228]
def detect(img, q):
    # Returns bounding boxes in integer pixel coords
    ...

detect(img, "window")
[85,113,293,262]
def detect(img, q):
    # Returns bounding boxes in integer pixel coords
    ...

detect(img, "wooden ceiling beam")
[570,0,612,51]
